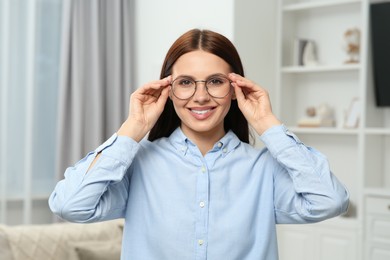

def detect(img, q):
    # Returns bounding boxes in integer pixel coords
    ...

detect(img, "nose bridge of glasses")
[193,80,209,96]
[194,79,207,86]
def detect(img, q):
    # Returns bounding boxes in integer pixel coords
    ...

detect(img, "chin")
[183,120,225,135]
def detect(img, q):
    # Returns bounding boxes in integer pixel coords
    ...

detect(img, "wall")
[234,0,277,102]
[134,0,235,88]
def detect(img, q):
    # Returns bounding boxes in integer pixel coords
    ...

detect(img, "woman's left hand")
[229,73,281,135]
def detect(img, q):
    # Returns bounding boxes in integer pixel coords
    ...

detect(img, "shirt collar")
[169,127,241,157]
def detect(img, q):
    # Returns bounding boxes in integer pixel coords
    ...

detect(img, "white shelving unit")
[281,63,360,73]
[275,0,390,259]
[282,0,361,11]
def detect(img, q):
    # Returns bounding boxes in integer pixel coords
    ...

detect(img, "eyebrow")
[174,73,228,80]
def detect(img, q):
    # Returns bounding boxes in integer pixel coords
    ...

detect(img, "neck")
[182,127,226,156]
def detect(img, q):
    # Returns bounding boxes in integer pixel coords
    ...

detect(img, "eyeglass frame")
[170,74,233,100]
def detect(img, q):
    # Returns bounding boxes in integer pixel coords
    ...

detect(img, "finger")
[150,76,172,86]
[229,73,262,92]
[235,79,259,92]
[228,72,245,81]
[156,86,169,108]
[141,76,172,92]
[232,83,246,103]
[140,78,171,98]
[229,73,251,85]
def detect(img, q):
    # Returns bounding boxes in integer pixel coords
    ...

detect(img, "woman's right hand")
[117,76,171,142]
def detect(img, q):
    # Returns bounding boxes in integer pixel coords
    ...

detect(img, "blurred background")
[2,1,390,259]
[0,0,276,225]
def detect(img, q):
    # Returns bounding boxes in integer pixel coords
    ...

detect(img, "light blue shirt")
[49,125,349,260]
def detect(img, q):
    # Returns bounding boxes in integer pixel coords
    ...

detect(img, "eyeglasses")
[171,74,232,100]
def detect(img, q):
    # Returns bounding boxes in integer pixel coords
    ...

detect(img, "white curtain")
[0,0,62,224]
[56,0,134,179]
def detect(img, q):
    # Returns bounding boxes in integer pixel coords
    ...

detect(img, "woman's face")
[170,50,234,141]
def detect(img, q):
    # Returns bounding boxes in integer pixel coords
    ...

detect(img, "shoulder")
[136,136,180,159]
[229,137,271,163]
[232,135,283,171]
[138,137,171,152]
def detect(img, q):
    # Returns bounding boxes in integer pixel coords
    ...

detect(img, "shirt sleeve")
[260,125,350,224]
[48,133,140,223]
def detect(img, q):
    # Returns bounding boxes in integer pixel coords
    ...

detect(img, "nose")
[193,81,210,102]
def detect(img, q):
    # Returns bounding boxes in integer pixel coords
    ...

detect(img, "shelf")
[364,128,390,135]
[281,64,360,73]
[276,0,374,257]
[288,126,359,135]
[364,188,390,198]
[283,0,361,12]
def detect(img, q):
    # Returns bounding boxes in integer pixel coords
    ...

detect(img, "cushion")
[0,227,14,260]
[70,239,122,260]
[0,219,123,260]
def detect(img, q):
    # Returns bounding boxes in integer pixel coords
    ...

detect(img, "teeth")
[191,109,210,115]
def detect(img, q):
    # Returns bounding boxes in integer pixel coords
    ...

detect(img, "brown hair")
[148,29,249,143]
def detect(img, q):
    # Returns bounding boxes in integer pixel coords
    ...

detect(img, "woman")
[49,29,349,260]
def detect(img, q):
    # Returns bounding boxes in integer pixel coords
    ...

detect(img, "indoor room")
[0,0,389,260]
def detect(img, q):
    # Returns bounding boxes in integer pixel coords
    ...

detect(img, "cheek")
[170,98,187,117]
[221,95,234,108]
[219,99,233,116]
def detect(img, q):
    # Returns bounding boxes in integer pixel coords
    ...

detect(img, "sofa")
[0,219,124,260]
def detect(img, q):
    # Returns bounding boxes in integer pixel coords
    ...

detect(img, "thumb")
[233,84,246,105]
[156,86,169,109]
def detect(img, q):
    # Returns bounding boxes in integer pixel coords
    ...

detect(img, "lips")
[191,109,211,115]
[188,107,215,119]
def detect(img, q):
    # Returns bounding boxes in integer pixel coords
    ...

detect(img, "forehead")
[172,50,231,77]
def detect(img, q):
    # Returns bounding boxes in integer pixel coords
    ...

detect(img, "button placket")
[195,162,209,259]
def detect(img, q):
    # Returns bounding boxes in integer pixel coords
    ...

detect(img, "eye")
[177,78,194,87]
[207,76,227,86]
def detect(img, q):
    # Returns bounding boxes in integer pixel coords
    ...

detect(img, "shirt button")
[198,239,204,245]
[217,142,222,148]
[201,166,206,173]
[222,148,227,153]
[199,201,205,208]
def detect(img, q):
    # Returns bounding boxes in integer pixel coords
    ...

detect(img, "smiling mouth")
[190,109,212,115]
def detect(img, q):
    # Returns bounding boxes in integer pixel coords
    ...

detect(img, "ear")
[231,89,237,100]
[168,86,173,100]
